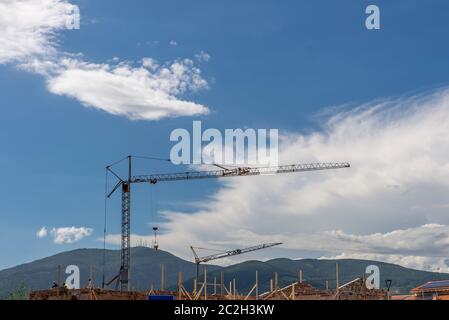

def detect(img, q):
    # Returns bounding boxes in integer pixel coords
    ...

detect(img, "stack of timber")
[334,278,387,300]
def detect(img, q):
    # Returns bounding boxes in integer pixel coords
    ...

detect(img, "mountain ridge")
[1,247,448,297]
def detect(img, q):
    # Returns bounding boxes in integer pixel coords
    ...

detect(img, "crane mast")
[106,156,350,291]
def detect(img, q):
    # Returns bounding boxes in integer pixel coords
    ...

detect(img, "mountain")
[0,247,218,297]
[194,258,449,295]
[1,247,449,297]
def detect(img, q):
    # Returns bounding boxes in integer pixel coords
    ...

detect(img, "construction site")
[23,155,449,301]
[29,271,389,300]
[26,156,387,300]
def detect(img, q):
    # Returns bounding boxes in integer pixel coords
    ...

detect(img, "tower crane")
[105,155,350,291]
[190,243,282,283]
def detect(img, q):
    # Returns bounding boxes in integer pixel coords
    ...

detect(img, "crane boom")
[191,243,283,264]
[190,243,283,286]
[133,162,350,184]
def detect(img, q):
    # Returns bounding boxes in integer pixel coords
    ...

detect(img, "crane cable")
[194,247,228,253]
[132,155,171,162]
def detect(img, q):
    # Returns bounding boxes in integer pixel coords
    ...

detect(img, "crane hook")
[152,226,159,250]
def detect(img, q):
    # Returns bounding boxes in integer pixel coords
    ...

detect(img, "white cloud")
[36,226,48,238]
[141,57,158,71]
[51,226,93,244]
[23,57,210,120]
[314,224,449,272]
[103,88,449,272]
[318,224,449,257]
[195,51,211,63]
[0,0,75,64]
[320,252,449,273]
[1,0,210,120]
[169,40,177,46]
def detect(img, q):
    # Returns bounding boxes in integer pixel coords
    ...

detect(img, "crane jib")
[132,162,350,184]
[195,242,284,264]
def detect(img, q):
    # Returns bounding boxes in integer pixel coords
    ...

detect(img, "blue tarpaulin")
[148,295,174,301]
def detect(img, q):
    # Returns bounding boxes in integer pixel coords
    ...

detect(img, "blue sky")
[1,0,449,271]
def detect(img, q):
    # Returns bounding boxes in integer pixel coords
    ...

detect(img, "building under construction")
[29,266,388,301]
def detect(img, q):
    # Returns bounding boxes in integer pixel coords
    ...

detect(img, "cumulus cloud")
[23,57,209,120]
[1,0,210,120]
[195,51,211,63]
[0,0,75,64]
[319,224,449,257]
[106,88,449,272]
[320,252,449,273]
[51,226,93,244]
[314,224,449,272]
[36,226,48,238]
